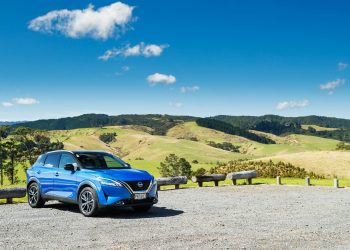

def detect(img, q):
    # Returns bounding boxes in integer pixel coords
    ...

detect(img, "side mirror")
[64,164,76,171]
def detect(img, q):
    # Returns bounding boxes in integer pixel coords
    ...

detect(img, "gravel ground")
[1,185,350,249]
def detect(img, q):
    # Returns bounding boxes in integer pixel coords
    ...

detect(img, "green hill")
[45,122,349,178]
[15,114,197,135]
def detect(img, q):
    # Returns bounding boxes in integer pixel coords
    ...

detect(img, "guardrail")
[276,176,340,188]
[191,174,226,187]
[156,176,188,190]
[0,187,26,204]
[227,170,258,185]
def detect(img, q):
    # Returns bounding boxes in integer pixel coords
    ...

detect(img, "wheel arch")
[27,177,40,190]
[77,181,99,202]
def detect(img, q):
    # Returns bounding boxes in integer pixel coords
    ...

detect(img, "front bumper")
[97,180,158,208]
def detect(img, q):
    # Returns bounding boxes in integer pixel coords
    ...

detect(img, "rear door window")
[44,153,61,168]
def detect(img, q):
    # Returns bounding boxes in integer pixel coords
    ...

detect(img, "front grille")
[125,180,151,191]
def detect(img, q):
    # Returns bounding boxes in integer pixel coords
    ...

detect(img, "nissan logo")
[137,182,144,188]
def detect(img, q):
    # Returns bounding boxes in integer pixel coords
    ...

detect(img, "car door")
[53,153,79,200]
[38,153,60,196]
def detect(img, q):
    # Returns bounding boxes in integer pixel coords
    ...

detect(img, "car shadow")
[44,202,184,219]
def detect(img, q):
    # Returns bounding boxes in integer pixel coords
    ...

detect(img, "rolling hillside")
[45,121,350,177]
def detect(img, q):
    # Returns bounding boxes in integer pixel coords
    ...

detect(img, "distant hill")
[15,114,197,135]
[0,121,24,126]
[13,113,350,142]
[212,115,350,142]
[213,115,350,129]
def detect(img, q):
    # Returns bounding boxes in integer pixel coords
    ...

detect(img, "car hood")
[84,168,153,182]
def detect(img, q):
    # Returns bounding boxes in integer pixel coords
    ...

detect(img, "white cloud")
[320,78,345,94]
[121,65,130,72]
[143,44,167,57]
[99,42,168,60]
[276,99,310,110]
[338,62,349,71]
[170,102,183,108]
[180,85,200,93]
[147,73,176,85]
[115,65,130,76]
[13,98,40,105]
[2,102,13,107]
[28,2,134,40]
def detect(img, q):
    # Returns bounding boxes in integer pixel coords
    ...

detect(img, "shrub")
[210,160,324,179]
[99,132,117,144]
[207,141,240,153]
[192,167,207,176]
[192,159,199,164]
[336,142,350,150]
[158,154,192,178]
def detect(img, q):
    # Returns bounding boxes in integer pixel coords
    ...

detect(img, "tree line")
[14,114,197,135]
[0,126,63,185]
[213,114,350,129]
[196,118,276,144]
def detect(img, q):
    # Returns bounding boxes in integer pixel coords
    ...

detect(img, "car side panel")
[53,168,79,200]
[34,165,55,195]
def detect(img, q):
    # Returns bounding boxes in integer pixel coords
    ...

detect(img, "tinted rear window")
[44,154,61,168]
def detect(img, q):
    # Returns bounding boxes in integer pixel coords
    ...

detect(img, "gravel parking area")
[1,185,350,249]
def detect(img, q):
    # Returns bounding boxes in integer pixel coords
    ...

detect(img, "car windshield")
[74,152,130,169]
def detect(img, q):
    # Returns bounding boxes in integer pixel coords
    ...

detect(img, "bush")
[158,154,192,178]
[210,160,324,179]
[192,167,207,176]
[336,142,350,150]
[207,141,240,153]
[192,159,199,164]
[99,132,117,144]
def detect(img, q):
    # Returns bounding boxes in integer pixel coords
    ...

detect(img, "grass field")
[45,122,350,178]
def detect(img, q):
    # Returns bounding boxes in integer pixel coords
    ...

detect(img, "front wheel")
[78,187,99,217]
[132,205,153,212]
[28,182,45,208]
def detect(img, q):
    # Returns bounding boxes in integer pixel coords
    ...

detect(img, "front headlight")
[98,177,123,187]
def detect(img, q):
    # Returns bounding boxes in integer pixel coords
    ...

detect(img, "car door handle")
[55,172,59,177]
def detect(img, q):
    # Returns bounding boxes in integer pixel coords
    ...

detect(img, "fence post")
[306,177,310,186]
[276,176,281,185]
[333,178,339,188]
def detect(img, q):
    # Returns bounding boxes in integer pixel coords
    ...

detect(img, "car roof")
[45,150,111,155]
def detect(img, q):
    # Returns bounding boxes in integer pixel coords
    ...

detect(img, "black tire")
[132,205,153,212]
[27,182,45,208]
[78,187,99,217]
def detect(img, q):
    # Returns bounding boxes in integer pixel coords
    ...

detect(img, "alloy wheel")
[28,185,38,206]
[80,190,95,214]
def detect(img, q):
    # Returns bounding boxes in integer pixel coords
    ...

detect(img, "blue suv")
[26,150,158,216]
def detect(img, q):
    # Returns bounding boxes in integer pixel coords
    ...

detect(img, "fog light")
[114,201,124,206]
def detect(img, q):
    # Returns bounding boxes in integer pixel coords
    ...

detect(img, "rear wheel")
[132,205,153,212]
[28,182,45,208]
[78,187,99,217]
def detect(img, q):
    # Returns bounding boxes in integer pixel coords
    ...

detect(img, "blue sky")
[1,0,350,121]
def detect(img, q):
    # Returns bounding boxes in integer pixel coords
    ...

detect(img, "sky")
[1,0,350,121]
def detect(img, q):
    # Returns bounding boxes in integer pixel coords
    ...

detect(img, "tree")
[158,154,192,178]
[99,132,117,144]
[0,126,10,185]
[3,138,22,184]
[15,128,64,169]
